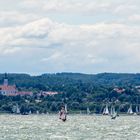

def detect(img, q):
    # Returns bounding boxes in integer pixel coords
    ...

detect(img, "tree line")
[0,73,140,114]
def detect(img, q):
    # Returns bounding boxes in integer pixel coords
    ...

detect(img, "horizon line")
[0,72,140,76]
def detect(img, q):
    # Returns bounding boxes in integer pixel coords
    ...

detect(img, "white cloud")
[0,0,140,73]
[20,0,140,17]
[41,52,63,62]
[128,14,140,23]
[114,4,138,15]
[0,17,140,57]
[22,0,111,16]
[0,46,21,55]
[0,11,38,27]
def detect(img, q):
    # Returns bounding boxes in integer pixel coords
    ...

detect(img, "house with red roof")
[0,74,17,95]
[17,91,33,96]
[0,73,33,96]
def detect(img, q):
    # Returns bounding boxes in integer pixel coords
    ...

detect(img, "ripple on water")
[1,115,140,140]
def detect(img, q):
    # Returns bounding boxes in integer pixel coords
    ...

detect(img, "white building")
[0,74,17,95]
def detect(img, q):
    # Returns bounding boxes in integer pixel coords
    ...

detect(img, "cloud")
[128,14,140,23]
[114,4,138,15]
[41,52,63,62]
[0,11,38,27]
[0,46,21,56]
[0,17,140,58]
[22,0,111,16]
[0,0,140,73]
[20,0,140,17]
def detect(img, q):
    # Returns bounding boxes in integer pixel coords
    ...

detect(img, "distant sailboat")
[103,105,109,115]
[29,110,32,115]
[136,106,139,113]
[12,104,20,114]
[110,106,114,116]
[16,104,20,114]
[87,107,91,114]
[110,106,117,119]
[16,105,20,114]
[65,104,68,114]
[127,105,133,115]
[59,106,67,122]
[135,105,140,115]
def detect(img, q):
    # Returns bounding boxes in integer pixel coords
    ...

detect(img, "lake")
[0,114,140,140]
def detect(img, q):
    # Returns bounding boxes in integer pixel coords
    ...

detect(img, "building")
[37,91,62,97]
[0,73,33,96]
[0,73,17,95]
[113,87,125,93]
[17,91,33,96]
[42,91,59,96]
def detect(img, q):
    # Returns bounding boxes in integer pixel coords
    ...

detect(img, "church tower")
[3,73,8,86]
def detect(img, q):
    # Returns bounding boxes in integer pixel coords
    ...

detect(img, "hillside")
[0,72,140,114]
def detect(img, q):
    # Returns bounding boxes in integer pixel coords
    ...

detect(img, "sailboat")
[136,106,138,113]
[110,106,117,119]
[127,105,133,115]
[59,105,67,122]
[16,104,20,114]
[36,110,39,114]
[29,110,32,115]
[65,104,68,114]
[12,104,20,114]
[110,106,113,116]
[135,105,140,115]
[87,107,91,114]
[103,104,109,115]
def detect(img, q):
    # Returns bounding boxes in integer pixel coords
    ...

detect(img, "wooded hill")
[0,73,140,114]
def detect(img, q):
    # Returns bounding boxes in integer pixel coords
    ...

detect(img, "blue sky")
[0,0,140,75]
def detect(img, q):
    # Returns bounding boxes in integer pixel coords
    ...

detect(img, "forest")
[0,72,140,114]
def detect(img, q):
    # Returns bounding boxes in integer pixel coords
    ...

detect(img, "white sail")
[15,104,20,114]
[87,107,90,114]
[110,106,117,118]
[65,104,68,114]
[127,105,133,114]
[16,107,20,114]
[103,105,109,115]
[110,106,113,116]
[113,106,116,114]
[36,110,39,114]
[103,107,105,114]
[136,106,139,113]
[111,111,117,119]
[29,110,32,115]
[105,105,109,114]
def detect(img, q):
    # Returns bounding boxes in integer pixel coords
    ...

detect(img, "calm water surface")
[0,114,140,140]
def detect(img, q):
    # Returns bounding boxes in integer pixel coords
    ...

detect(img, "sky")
[0,0,140,75]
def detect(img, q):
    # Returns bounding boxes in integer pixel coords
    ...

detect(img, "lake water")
[0,114,140,140]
